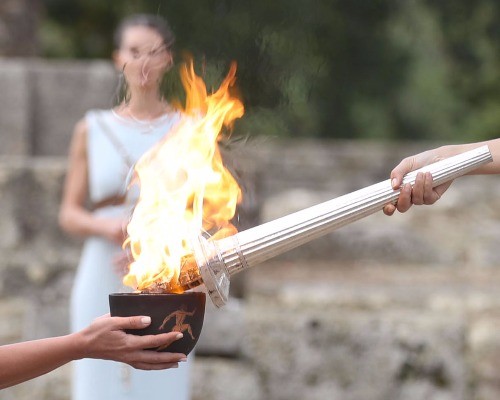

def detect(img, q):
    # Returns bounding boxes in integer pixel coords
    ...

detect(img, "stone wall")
[0,58,117,156]
[1,142,500,400]
[1,59,500,399]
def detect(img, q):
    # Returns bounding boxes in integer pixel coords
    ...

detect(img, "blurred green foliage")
[39,0,500,142]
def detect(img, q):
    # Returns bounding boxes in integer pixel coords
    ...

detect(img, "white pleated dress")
[70,109,192,400]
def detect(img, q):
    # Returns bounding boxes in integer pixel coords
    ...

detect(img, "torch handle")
[213,145,492,276]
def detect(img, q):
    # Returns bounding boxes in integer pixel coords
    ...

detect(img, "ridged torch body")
[180,145,492,307]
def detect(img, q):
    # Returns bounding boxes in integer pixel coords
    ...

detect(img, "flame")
[123,60,244,292]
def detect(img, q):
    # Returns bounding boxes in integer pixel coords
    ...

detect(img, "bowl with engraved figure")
[109,291,206,355]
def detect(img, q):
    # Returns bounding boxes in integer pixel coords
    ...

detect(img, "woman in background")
[59,14,192,400]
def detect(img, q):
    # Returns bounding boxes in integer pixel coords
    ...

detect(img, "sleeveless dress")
[70,109,192,400]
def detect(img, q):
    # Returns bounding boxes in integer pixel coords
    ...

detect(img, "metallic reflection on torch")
[179,145,492,307]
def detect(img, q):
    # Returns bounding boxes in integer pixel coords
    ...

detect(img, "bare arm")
[58,119,126,244]
[391,140,500,185]
[384,139,500,215]
[0,315,186,389]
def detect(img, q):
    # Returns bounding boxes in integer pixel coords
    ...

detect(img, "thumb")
[390,158,415,189]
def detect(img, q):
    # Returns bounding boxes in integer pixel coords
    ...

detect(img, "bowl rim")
[109,292,205,296]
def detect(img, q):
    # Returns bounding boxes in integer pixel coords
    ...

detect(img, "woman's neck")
[123,89,170,119]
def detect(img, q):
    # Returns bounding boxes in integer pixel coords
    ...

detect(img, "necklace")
[127,110,157,133]
[113,105,171,134]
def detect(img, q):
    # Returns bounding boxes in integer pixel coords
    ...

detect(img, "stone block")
[0,297,26,344]
[243,305,466,400]
[0,157,77,266]
[196,297,244,357]
[0,59,31,155]
[31,60,117,156]
[0,363,71,400]
[469,315,500,400]
[192,358,263,400]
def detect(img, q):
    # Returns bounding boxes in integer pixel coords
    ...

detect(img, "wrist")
[91,216,115,239]
[67,330,90,360]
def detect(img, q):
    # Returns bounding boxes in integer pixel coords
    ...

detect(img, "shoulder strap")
[94,112,135,169]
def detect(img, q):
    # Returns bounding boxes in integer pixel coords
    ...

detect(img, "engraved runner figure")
[159,305,197,340]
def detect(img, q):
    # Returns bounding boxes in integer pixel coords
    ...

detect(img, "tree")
[0,0,41,56]
[38,0,500,142]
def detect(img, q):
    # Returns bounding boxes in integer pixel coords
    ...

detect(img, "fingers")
[387,171,448,215]
[129,362,180,371]
[104,317,185,349]
[113,252,131,275]
[396,183,413,213]
[386,152,452,215]
[110,315,152,331]
[121,331,187,369]
[130,332,184,351]
[94,313,111,321]
[412,172,444,206]
[422,172,436,204]
[124,344,187,368]
[126,347,186,364]
[384,179,416,216]
[382,204,396,216]
[410,172,425,205]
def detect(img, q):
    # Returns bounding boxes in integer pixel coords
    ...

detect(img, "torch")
[110,63,491,355]
[173,145,492,307]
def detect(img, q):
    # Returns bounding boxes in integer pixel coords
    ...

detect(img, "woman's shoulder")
[85,108,113,121]
[69,117,88,155]
[72,116,88,137]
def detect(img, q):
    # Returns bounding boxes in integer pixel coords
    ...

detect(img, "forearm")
[477,138,500,173]
[59,206,111,239]
[0,333,82,389]
[433,139,500,174]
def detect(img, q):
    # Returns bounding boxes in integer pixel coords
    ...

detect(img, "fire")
[122,60,244,293]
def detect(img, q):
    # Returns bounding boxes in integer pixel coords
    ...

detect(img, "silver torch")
[175,145,492,307]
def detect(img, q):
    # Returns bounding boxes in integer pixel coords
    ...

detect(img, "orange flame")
[123,60,244,292]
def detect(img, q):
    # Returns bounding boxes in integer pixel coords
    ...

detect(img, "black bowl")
[109,292,206,355]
